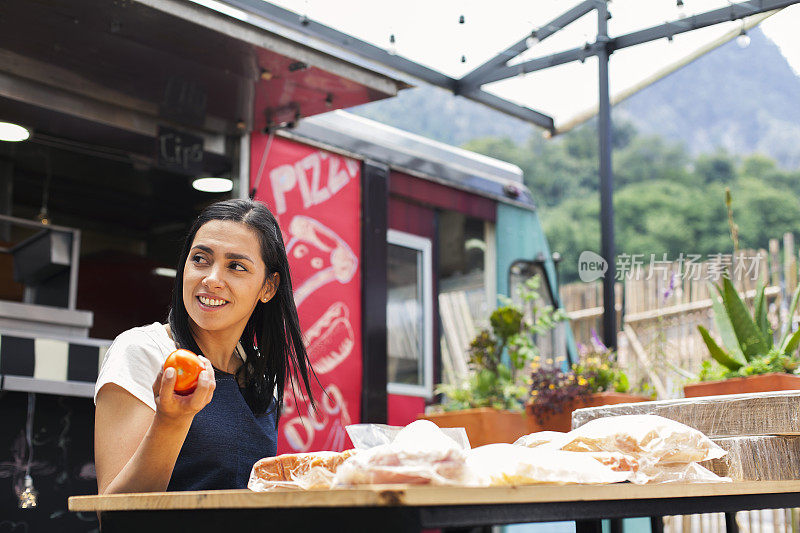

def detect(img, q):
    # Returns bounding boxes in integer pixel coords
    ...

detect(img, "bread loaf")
[251,449,356,483]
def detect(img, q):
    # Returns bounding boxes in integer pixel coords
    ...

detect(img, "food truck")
[249,110,565,452]
[0,0,563,529]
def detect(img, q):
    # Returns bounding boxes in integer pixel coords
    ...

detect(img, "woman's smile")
[196,294,230,310]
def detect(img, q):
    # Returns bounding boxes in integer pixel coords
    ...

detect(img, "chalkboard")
[159,76,207,127]
[156,126,204,176]
[0,391,98,533]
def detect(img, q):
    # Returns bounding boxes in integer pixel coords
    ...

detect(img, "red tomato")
[163,349,204,395]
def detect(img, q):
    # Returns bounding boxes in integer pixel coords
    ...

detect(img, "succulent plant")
[697,277,800,378]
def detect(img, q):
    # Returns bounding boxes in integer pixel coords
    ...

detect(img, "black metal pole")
[360,160,389,423]
[597,1,616,350]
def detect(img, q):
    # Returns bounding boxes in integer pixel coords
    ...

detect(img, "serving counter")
[69,480,800,532]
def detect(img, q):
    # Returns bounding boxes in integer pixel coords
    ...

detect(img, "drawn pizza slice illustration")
[286,215,358,307]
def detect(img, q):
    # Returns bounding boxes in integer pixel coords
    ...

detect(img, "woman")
[94,198,316,493]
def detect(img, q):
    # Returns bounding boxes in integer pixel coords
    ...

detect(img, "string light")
[525,31,539,49]
[38,148,52,225]
[18,393,38,509]
[388,33,396,55]
[18,475,38,509]
[458,14,464,24]
[676,0,687,19]
[461,55,466,63]
[736,26,751,48]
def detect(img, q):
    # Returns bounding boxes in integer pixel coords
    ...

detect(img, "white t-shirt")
[94,323,177,411]
[94,322,245,411]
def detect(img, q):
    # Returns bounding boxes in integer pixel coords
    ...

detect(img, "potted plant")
[688,276,800,397]
[527,335,651,432]
[422,275,566,447]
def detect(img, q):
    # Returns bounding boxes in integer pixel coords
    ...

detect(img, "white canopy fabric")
[243,0,800,132]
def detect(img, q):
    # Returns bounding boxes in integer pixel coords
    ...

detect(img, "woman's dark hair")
[168,198,316,422]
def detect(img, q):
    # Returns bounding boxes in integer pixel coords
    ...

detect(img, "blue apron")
[167,368,278,491]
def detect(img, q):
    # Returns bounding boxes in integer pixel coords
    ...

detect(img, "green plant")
[572,348,630,394]
[435,275,567,411]
[527,338,634,423]
[697,277,800,380]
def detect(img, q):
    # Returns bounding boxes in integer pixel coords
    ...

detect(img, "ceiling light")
[153,267,177,278]
[192,177,233,193]
[0,122,30,142]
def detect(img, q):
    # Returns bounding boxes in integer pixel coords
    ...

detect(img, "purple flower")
[663,273,677,302]
[590,328,608,352]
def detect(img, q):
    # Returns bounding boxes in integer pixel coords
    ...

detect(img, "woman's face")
[183,220,277,337]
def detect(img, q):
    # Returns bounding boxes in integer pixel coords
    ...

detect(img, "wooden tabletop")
[69,480,800,513]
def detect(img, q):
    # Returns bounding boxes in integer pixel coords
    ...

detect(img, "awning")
[0,0,408,160]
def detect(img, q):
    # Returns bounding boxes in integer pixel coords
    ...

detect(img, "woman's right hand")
[152,355,216,422]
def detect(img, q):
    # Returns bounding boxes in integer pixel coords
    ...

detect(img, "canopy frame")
[217,0,800,348]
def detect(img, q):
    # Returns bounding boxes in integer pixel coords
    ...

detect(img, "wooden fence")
[562,237,800,398]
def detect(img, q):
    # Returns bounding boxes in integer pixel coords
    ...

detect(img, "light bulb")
[676,0,687,19]
[36,207,50,225]
[18,475,38,509]
[736,31,751,48]
[192,177,233,193]
[0,121,30,142]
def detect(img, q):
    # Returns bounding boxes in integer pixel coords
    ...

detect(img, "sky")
[195,0,800,126]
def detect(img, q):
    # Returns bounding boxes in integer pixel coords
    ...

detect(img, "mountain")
[349,28,800,169]
[617,27,800,169]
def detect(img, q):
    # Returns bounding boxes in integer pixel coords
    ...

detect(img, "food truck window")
[437,212,495,388]
[386,229,433,397]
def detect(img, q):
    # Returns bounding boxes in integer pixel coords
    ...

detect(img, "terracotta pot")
[683,372,800,398]
[528,392,651,433]
[418,408,529,448]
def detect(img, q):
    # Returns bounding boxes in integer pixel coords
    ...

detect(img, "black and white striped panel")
[0,332,110,397]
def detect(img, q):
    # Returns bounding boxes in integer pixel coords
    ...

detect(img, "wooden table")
[69,481,800,533]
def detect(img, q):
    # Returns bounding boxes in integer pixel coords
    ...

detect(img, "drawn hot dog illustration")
[304,302,354,374]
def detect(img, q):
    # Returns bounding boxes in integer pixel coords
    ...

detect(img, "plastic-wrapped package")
[248,450,356,491]
[571,390,800,438]
[345,421,470,450]
[513,431,570,449]
[560,415,726,464]
[514,432,639,473]
[467,444,632,485]
[333,420,474,486]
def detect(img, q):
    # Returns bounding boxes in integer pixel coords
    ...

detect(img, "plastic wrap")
[513,431,569,449]
[248,450,355,492]
[345,422,470,450]
[333,420,474,486]
[247,475,302,491]
[702,435,800,481]
[560,415,726,464]
[632,462,731,484]
[572,390,800,438]
[467,444,632,485]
